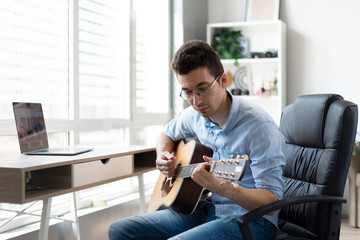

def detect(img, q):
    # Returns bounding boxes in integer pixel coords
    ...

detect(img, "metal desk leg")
[38,197,52,240]
[70,192,81,240]
[138,174,146,214]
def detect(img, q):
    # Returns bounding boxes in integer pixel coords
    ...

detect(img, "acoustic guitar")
[147,140,249,215]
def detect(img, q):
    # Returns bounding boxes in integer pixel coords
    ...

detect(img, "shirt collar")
[204,91,236,134]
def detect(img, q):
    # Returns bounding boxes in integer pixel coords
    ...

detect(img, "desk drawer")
[74,156,133,187]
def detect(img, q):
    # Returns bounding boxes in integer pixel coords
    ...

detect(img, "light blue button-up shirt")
[164,93,285,227]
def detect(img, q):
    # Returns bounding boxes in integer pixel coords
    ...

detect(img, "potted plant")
[211,28,244,67]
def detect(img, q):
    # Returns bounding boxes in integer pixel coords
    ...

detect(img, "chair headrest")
[281,94,343,147]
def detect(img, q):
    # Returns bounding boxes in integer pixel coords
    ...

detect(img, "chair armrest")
[237,195,346,240]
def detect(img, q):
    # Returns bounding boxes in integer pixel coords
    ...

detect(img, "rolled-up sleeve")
[247,121,285,200]
[164,107,197,142]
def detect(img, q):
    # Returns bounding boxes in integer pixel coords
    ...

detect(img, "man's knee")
[108,220,128,240]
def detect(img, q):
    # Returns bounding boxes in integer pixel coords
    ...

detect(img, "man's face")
[178,67,223,117]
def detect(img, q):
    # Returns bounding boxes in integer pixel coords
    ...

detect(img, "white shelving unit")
[207,20,286,124]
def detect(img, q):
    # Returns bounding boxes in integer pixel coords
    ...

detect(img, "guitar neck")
[175,163,204,179]
[174,157,248,182]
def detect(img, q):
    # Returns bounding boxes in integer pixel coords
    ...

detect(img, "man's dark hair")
[171,40,224,78]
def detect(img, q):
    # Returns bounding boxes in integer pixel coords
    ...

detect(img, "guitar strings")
[173,163,200,178]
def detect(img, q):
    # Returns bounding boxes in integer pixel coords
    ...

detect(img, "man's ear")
[220,73,228,88]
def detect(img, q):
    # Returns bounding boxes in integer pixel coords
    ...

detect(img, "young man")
[109,40,285,240]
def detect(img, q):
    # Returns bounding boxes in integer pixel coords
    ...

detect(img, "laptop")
[13,102,93,156]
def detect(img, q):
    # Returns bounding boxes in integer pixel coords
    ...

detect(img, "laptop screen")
[13,102,49,153]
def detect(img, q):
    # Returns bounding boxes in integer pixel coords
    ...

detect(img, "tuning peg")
[227,159,233,164]
[220,159,226,164]
[242,154,249,160]
[230,172,235,177]
[236,154,241,159]
[229,154,234,159]
[234,159,239,165]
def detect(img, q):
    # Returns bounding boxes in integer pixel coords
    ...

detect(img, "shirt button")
[214,149,217,152]
[224,130,228,134]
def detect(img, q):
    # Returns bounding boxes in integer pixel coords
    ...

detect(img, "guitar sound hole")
[170,177,176,187]
[162,180,172,197]
[170,175,177,186]
[161,162,181,198]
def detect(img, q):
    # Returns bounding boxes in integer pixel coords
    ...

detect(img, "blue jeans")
[108,201,277,240]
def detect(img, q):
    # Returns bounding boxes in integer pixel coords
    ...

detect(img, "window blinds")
[0,0,69,119]
[133,0,170,113]
[78,0,130,119]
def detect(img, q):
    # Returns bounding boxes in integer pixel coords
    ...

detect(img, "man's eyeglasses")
[179,73,222,101]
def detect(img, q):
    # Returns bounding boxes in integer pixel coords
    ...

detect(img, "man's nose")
[192,93,202,105]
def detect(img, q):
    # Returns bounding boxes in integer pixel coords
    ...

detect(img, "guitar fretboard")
[174,163,201,179]
[174,162,213,179]
[172,158,247,182]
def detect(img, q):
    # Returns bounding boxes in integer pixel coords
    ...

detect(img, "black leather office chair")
[237,94,358,240]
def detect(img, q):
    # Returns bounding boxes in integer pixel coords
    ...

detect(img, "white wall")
[208,0,247,23]
[281,0,360,106]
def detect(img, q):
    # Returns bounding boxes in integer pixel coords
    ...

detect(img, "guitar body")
[147,140,213,215]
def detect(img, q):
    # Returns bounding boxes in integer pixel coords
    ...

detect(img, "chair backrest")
[279,94,358,238]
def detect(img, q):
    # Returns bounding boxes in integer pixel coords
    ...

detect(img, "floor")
[340,218,360,240]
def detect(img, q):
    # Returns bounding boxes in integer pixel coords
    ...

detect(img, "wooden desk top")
[0,145,157,204]
[0,145,155,171]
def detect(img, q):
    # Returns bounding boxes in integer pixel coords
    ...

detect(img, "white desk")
[0,145,156,240]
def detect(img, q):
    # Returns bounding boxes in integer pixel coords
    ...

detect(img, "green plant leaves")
[212,28,243,61]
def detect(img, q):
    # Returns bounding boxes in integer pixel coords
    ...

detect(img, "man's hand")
[156,151,176,177]
[191,155,223,193]
[195,157,278,214]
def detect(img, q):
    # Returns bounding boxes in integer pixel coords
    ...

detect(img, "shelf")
[134,166,157,175]
[207,20,286,124]
[221,58,279,65]
[134,150,156,169]
[207,20,282,28]
[25,187,71,202]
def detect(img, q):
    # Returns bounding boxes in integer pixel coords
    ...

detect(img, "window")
[0,0,171,234]
[78,0,130,119]
[134,0,170,114]
[0,0,69,119]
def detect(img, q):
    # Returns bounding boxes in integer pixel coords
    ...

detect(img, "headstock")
[211,154,249,181]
